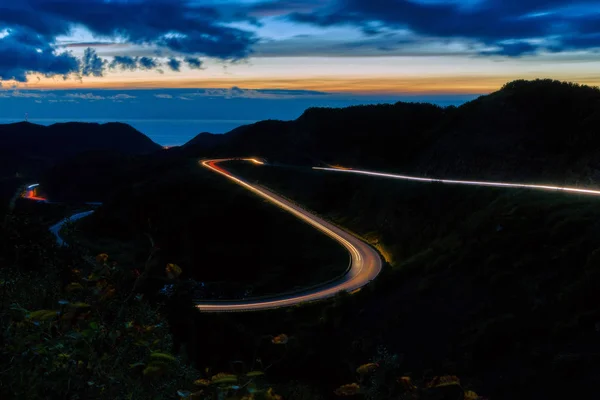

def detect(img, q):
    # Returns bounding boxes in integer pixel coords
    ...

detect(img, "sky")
[1,0,600,143]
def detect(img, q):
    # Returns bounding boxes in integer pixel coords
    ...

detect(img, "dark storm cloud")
[109,56,139,71]
[81,48,105,76]
[7,0,257,58]
[108,55,162,72]
[167,58,182,72]
[185,57,204,69]
[0,27,79,81]
[0,0,257,79]
[483,42,539,57]
[138,57,159,70]
[289,0,600,55]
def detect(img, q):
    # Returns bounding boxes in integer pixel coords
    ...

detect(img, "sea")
[0,118,258,147]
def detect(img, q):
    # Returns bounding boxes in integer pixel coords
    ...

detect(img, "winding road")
[196,159,382,312]
[31,158,383,313]
[28,157,600,312]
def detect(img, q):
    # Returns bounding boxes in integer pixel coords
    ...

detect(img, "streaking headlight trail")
[313,167,600,196]
[198,159,383,312]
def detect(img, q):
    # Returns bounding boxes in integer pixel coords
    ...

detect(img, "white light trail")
[313,167,600,196]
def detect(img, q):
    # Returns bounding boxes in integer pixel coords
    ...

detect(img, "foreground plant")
[334,348,486,400]
[1,253,197,399]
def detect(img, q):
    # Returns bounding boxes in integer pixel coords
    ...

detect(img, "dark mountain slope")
[184,103,447,168]
[185,79,600,184]
[0,122,161,179]
[183,131,226,150]
[414,79,600,183]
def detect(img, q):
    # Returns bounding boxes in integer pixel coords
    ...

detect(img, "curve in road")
[27,158,600,313]
[196,159,383,312]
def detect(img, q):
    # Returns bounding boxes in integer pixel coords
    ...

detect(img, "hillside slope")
[415,79,600,183]
[0,122,161,178]
[184,103,447,168]
[185,79,600,184]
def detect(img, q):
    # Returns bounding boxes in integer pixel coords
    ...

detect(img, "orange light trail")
[197,158,382,312]
[23,185,48,202]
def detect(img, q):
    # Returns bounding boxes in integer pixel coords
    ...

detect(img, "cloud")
[48,99,78,103]
[62,41,117,48]
[4,0,257,58]
[80,48,106,77]
[0,0,258,81]
[155,94,173,99]
[0,28,79,81]
[248,0,327,17]
[139,57,160,70]
[254,32,487,57]
[482,41,540,57]
[11,91,45,98]
[65,93,105,100]
[185,57,204,69]
[108,55,166,72]
[109,56,138,71]
[182,86,329,99]
[288,0,600,55]
[108,94,136,100]
[167,58,181,72]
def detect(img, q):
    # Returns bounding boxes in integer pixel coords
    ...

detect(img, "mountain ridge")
[183,79,600,184]
[0,121,162,178]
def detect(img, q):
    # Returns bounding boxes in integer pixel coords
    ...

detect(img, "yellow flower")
[211,372,237,385]
[264,388,283,400]
[398,376,416,391]
[271,334,289,345]
[96,253,109,263]
[356,363,378,375]
[193,379,211,387]
[464,390,479,400]
[334,383,360,396]
[166,263,183,279]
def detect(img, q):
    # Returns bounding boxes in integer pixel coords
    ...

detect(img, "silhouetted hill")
[183,103,446,167]
[183,131,228,149]
[41,147,186,202]
[184,79,600,184]
[0,121,161,179]
[415,79,600,183]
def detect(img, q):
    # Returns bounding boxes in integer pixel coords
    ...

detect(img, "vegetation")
[226,160,600,398]
[65,160,348,298]
[5,79,600,399]
[0,121,161,180]
[0,196,291,400]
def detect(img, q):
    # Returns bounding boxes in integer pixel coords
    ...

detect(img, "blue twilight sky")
[1,0,600,143]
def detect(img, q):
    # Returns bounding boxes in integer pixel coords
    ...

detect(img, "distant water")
[0,118,257,146]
